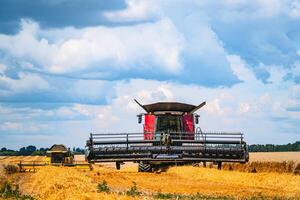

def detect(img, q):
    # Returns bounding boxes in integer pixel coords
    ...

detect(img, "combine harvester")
[86,100,249,172]
[18,144,92,172]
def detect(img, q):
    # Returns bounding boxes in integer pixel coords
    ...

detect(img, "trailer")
[86,100,249,172]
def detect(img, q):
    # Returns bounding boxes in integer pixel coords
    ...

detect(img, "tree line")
[248,141,300,152]
[0,146,85,156]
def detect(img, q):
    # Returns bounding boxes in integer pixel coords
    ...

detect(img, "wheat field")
[1,152,300,200]
[250,152,300,162]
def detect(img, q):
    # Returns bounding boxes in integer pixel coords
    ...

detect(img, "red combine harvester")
[86,100,249,172]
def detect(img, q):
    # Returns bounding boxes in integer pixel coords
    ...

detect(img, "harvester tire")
[138,162,152,172]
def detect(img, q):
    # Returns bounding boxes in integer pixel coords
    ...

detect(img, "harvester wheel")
[138,162,152,172]
[116,162,121,170]
[217,162,222,170]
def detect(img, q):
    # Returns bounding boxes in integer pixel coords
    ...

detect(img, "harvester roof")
[134,99,206,114]
[48,144,68,153]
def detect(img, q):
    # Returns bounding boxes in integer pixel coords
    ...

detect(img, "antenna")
[188,101,206,114]
[134,99,148,112]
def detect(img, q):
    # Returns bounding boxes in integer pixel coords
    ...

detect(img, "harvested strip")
[20,166,139,200]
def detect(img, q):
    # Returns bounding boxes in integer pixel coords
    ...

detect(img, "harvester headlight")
[195,114,200,124]
[137,114,142,124]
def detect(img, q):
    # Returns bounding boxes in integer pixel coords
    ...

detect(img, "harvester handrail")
[90,132,243,136]
[90,140,243,145]
[88,131,245,148]
[90,132,244,141]
[92,133,146,136]
[198,132,243,135]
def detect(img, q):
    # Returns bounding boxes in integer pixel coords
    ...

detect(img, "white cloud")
[79,56,298,143]
[238,103,251,114]
[0,105,82,121]
[0,18,184,75]
[106,0,299,23]
[0,71,49,96]
[69,79,111,102]
[227,55,256,82]
[1,1,300,148]
[204,99,226,116]
[72,104,118,130]
[292,62,300,75]
[253,0,282,18]
[0,121,42,133]
[289,1,300,18]
[0,20,56,68]
[1,58,299,145]
[1,122,22,131]
[264,66,286,84]
[202,0,289,20]
[0,64,6,74]
[104,0,161,22]
[55,107,77,117]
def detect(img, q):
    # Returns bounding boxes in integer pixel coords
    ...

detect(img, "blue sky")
[0,0,300,149]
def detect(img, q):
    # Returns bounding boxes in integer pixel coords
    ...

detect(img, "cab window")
[156,115,182,132]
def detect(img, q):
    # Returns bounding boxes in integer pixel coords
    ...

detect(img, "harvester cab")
[135,100,206,142]
[86,100,249,172]
[46,144,74,164]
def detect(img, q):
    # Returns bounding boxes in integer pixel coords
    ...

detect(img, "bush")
[153,192,174,199]
[3,164,19,174]
[0,182,35,200]
[126,181,141,196]
[97,180,110,193]
[153,192,233,200]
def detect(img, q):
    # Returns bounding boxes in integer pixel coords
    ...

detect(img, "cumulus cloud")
[0,64,6,74]
[172,0,300,74]
[1,61,299,147]
[0,14,241,86]
[0,121,43,133]
[289,0,300,18]
[85,55,299,143]
[104,0,161,22]
[227,55,256,82]
[0,64,49,97]
[195,0,299,20]
[2,54,299,145]
[0,18,184,75]
[1,1,300,148]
